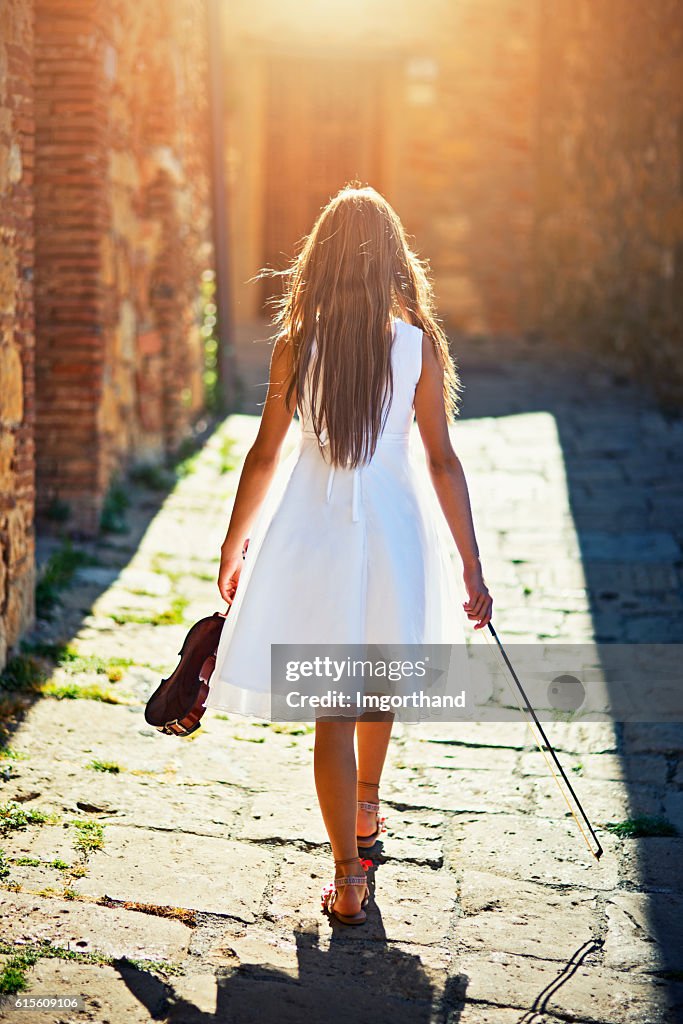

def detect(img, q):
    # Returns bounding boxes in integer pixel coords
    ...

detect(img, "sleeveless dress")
[201,317,470,720]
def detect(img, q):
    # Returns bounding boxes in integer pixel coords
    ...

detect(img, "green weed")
[217,435,239,474]
[0,747,29,761]
[70,820,104,858]
[603,816,678,838]
[35,539,99,619]
[0,849,11,880]
[99,476,130,534]
[0,655,47,695]
[40,680,132,704]
[110,595,188,627]
[129,462,175,491]
[0,939,183,995]
[0,801,59,834]
[87,760,121,774]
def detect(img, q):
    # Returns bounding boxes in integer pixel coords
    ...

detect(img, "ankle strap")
[334,875,368,887]
[358,800,380,812]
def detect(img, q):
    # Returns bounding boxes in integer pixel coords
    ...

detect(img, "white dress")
[202,317,470,720]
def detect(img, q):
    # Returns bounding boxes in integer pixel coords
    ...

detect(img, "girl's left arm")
[217,335,296,604]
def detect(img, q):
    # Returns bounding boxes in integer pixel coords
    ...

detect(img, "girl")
[202,184,492,926]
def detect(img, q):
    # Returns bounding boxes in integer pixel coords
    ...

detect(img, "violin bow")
[482,621,603,861]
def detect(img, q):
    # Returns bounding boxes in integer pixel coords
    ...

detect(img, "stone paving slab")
[9,769,244,838]
[617,837,683,894]
[443,814,620,890]
[0,890,192,962]
[236,789,330,848]
[518,750,669,786]
[451,953,683,1023]
[396,738,519,773]
[381,767,533,816]
[663,789,683,831]
[456,871,598,961]
[393,720,531,750]
[603,890,683,973]
[527,776,660,824]
[70,826,274,923]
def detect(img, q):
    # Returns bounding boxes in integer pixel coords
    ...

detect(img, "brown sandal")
[356,799,388,850]
[320,856,373,926]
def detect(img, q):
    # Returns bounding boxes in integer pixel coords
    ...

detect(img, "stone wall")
[0,0,35,668]
[535,0,683,410]
[33,0,213,534]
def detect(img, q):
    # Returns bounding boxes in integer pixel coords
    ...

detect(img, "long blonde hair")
[257,182,462,468]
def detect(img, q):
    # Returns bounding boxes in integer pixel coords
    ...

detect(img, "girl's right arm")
[217,334,295,604]
[414,332,493,630]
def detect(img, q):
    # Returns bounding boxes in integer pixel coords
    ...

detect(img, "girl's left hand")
[217,547,242,605]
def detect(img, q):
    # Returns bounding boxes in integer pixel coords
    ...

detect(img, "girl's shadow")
[115,864,468,1024]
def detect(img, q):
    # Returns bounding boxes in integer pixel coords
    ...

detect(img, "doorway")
[261,54,383,312]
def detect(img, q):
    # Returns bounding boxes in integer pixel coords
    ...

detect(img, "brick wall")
[535,0,683,410]
[0,0,35,668]
[33,0,213,534]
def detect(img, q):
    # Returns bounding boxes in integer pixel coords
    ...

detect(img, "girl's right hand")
[462,561,493,630]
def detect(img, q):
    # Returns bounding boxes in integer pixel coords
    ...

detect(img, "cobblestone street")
[2,335,683,1023]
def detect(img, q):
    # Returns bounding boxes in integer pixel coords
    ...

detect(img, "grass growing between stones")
[8,856,86,883]
[110,595,189,627]
[21,641,157,681]
[12,857,67,869]
[35,540,101,620]
[216,435,239,474]
[0,747,29,761]
[47,644,136,682]
[0,850,11,879]
[0,652,48,701]
[604,815,679,838]
[174,443,203,480]
[190,569,217,582]
[129,462,176,491]
[266,723,314,736]
[0,939,184,996]
[40,680,133,704]
[1,886,197,928]
[0,804,92,892]
[69,820,105,859]
[99,476,130,534]
[86,759,122,773]
[0,802,60,834]
[0,644,136,728]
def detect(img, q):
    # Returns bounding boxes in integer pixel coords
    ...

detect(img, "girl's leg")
[356,714,394,838]
[314,718,366,915]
